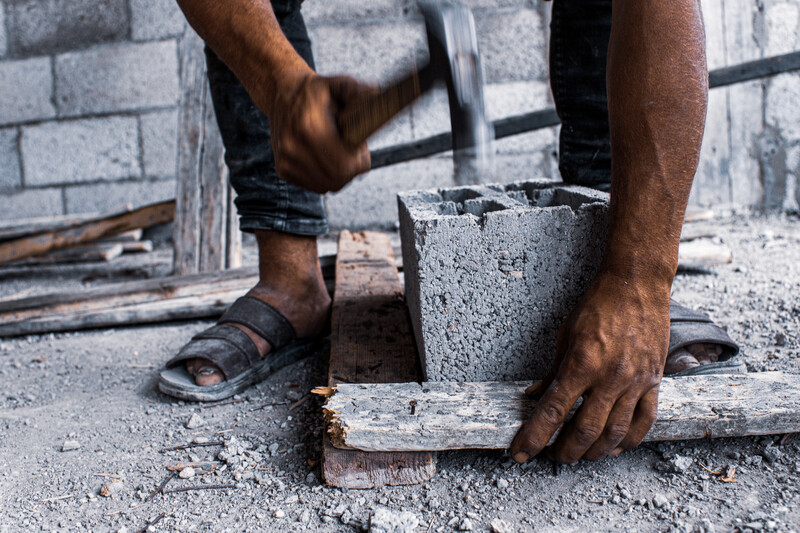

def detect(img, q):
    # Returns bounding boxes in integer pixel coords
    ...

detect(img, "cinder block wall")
[0,0,185,220]
[0,0,798,226]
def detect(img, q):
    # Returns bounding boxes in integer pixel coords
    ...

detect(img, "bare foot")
[184,230,331,386]
[664,343,722,375]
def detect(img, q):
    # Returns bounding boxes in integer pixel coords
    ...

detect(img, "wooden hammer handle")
[337,70,422,149]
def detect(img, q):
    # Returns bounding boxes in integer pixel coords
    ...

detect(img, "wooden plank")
[680,224,716,242]
[678,239,733,269]
[321,372,800,452]
[7,243,124,266]
[173,27,241,275]
[0,205,133,242]
[322,230,435,488]
[0,201,174,265]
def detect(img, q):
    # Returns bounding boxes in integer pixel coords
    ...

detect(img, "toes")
[186,358,224,386]
[664,349,700,375]
[194,366,224,386]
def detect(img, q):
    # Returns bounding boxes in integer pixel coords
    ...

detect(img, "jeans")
[205,0,613,236]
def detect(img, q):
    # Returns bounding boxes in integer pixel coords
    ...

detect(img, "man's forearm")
[605,0,708,287]
[175,0,312,116]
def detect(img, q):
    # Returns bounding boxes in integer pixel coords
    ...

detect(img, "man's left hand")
[510,269,671,463]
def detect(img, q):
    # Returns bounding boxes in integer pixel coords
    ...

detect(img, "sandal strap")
[669,301,740,358]
[219,296,296,350]
[165,324,261,380]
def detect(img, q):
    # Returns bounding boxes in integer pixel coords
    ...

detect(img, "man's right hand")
[266,72,374,194]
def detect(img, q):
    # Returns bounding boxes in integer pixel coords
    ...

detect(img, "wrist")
[599,241,676,295]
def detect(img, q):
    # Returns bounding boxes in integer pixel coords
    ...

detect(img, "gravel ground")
[0,210,799,533]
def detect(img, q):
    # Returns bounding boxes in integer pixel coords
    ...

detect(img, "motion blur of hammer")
[336,0,494,185]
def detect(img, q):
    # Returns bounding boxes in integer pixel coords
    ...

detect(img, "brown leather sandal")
[158,296,323,401]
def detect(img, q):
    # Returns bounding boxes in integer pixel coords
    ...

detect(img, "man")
[159,0,741,463]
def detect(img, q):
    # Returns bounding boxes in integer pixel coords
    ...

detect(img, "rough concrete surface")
[1,211,800,533]
[399,181,609,381]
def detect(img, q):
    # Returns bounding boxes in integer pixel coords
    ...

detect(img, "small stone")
[100,480,124,497]
[619,488,633,500]
[653,493,669,508]
[179,467,196,479]
[193,436,209,444]
[185,413,205,429]
[666,455,693,473]
[495,478,509,490]
[305,472,317,485]
[369,506,420,533]
[459,517,474,531]
[775,332,787,346]
[268,443,280,454]
[61,440,80,452]
[273,510,285,519]
[285,495,299,504]
[744,522,763,531]
[490,518,513,533]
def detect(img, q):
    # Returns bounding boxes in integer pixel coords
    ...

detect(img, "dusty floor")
[0,210,799,533]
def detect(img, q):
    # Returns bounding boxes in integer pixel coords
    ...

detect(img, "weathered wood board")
[173,27,241,276]
[322,373,800,452]
[0,249,351,337]
[0,201,173,265]
[677,239,733,269]
[0,206,134,242]
[322,230,435,489]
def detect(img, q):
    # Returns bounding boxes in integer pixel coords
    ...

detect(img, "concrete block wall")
[0,0,184,220]
[0,0,797,224]
[398,180,609,381]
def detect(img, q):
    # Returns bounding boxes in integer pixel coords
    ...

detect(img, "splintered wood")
[323,372,800,452]
[322,230,435,489]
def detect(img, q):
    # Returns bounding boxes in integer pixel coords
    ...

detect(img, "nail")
[512,452,530,464]
[196,366,218,376]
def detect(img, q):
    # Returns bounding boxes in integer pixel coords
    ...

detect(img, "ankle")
[254,230,322,283]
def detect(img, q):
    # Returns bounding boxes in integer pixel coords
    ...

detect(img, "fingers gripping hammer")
[336,1,493,185]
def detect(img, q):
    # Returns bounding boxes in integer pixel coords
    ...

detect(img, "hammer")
[336,0,493,185]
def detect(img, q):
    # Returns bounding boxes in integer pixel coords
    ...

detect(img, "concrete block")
[690,89,732,207]
[309,20,426,83]
[410,87,450,140]
[766,73,800,144]
[0,57,55,126]
[131,0,186,41]
[21,116,141,186]
[325,158,456,230]
[55,40,180,116]
[140,109,179,178]
[0,187,63,220]
[475,9,547,83]
[302,0,409,24]
[398,180,608,381]
[0,128,21,189]
[729,81,765,206]
[764,1,800,57]
[7,0,128,57]
[369,109,413,151]
[702,0,727,71]
[410,81,555,149]
[64,178,174,214]
[0,3,7,58]
[485,81,555,155]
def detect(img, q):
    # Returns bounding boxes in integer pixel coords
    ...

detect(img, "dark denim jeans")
[205,0,613,236]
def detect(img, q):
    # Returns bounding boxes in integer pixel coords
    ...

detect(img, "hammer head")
[419,1,494,185]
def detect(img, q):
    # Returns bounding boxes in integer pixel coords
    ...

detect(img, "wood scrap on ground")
[322,230,435,489]
[678,239,733,269]
[0,267,258,337]
[320,372,800,452]
[0,205,133,242]
[0,200,174,265]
